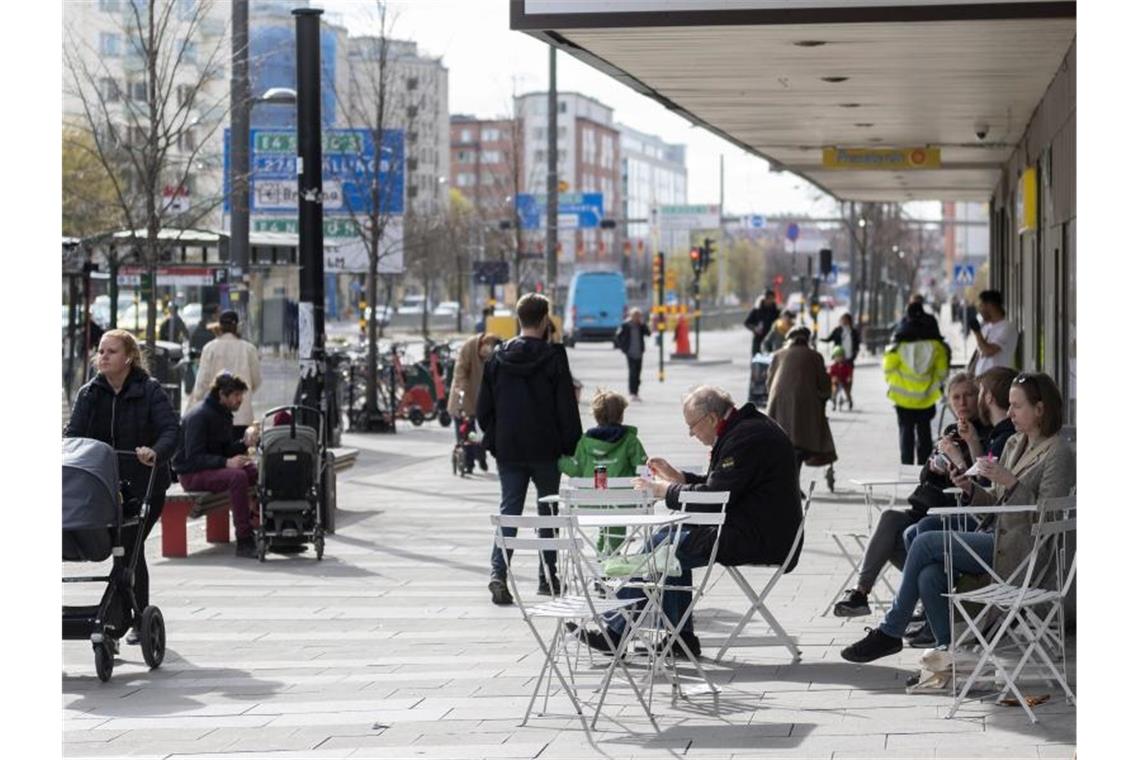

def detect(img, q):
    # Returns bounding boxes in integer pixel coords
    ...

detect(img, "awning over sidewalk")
[511,0,1075,202]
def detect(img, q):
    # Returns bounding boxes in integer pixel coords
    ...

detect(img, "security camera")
[974,122,990,141]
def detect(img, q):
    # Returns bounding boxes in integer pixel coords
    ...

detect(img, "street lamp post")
[293,8,326,436]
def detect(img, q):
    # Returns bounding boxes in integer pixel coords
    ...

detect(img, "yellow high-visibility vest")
[883,339,949,409]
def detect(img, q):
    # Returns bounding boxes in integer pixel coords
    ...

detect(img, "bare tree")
[64,0,230,350]
[333,1,444,422]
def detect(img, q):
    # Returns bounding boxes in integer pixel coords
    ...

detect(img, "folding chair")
[714,481,814,663]
[824,464,923,615]
[490,513,656,734]
[941,496,1077,723]
[648,490,730,701]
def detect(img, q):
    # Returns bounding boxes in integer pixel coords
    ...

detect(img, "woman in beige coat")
[765,326,836,469]
[189,310,262,434]
[841,372,1075,662]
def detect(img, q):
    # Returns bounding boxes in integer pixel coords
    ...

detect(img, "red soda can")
[594,464,608,489]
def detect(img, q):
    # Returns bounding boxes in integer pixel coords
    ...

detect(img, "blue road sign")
[516,192,604,230]
[749,214,766,229]
[224,128,405,215]
[953,264,976,286]
[786,222,800,241]
[826,265,839,284]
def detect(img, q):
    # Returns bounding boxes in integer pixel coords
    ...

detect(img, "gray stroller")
[63,438,166,681]
[255,405,327,561]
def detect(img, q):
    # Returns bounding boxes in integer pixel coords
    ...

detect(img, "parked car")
[563,270,627,347]
[397,294,430,315]
[432,301,460,317]
[364,305,394,325]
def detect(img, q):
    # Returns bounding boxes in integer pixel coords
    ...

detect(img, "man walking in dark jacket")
[572,385,803,657]
[172,372,261,558]
[744,290,780,357]
[614,308,651,401]
[478,293,582,605]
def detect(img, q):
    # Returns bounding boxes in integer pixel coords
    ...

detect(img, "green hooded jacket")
[558,425,647,478]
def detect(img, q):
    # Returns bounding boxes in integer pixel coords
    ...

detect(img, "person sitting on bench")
[172,372,260,558]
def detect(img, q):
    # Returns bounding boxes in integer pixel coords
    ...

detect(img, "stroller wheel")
[139,606,166,669]
[94,639,114,682]
[826,465,836,493]
[257,538,268,562]
[315,536,325,561]
[409,408,425,426]
[438,410,452,428]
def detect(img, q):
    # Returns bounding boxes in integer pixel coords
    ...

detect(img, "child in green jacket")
[559,389,648,552]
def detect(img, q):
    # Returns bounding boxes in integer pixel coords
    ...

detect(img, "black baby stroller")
[256,405,327,561]
[63,438,166,682]
[451,414,486,477]
[748,352,773,408]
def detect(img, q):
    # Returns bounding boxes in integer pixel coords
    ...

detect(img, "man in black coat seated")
[172,372,261,558]
[572,385,803,657]
[478,293,583,605]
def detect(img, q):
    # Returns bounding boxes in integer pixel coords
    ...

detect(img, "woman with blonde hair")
[65,329,179,644]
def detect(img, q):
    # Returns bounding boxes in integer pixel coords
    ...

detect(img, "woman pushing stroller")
[64,329,179,644]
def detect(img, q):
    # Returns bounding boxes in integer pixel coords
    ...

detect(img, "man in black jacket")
[172,372,261,558]
[614,308,651,401]
[574,385,803,657]
[744,290,780,357]
[478,293,582,605]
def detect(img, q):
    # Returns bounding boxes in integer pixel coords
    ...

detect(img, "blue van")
[564,270,626,347]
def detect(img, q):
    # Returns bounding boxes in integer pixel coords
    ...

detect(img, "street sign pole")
[656,251,665,382]
[230,0,250,326]
[544,46,558,306]
[294,7,326,438]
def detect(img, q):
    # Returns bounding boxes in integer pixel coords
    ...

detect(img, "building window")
[100,33,120,57]
[460,129,472,142]
[178,129,195,153]
[481,127,500,141]
[176,84,194,108]
[408,131,418,144]
[558,100,567,113]
[98,0,120,11]
[407,105,418,120]
[481,150,501,163]
[131,80,148,102]
[100,77,121,103]
[533,127,545,140]
[534,149,546,163]
[408,157,419,172]
[406,76,418,91]
[408,185,419,199]
[480,173,495,186]
[177,0,196,21]
[183,40,197,64]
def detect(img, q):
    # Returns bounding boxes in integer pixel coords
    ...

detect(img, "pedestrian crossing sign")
[953,264,975,286]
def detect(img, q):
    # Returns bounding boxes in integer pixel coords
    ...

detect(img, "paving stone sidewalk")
[63,327,1076,759]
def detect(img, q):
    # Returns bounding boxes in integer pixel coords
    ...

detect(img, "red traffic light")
[690,248,700,261]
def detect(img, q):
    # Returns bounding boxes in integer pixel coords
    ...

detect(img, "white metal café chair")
[714,481,814,663]
[938,496,1076,723]
[490,513,656,734]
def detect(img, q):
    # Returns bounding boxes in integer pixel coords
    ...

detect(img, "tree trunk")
[365,233,380,419]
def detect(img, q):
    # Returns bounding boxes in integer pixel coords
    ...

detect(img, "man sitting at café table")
[570,385,804,657]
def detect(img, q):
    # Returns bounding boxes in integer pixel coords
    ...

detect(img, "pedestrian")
[158,303,189,344]
[614,307,650,401]
[766,326,837,479]
[571,386,802,658]
[64,329,179,644]
[883,301,951,464]
[446,331,501,472]
[475,306,494,334]
[760,309,796,354]
[189,309,262,440]
[892,294,942,342]
[820,312,861,407]
[477,293,582,606]
[172,372,261,558]
[967,289,1017,373]
[186,305,218,395]
[743,290,780,357]
[558,389,648,552]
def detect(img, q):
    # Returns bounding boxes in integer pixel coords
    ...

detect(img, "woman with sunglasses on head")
[841,372,1074,663]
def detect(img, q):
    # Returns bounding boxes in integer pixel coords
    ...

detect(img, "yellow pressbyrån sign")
[1017,166,1038,234]
[822,146,941,170]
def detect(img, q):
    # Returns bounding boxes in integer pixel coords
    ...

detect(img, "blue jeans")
[903,514,980,552]
[490,460,561,582]
[880,530,994,646]
[605,525,711,637]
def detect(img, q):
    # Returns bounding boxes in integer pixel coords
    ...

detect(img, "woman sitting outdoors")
[841,372,1075,663]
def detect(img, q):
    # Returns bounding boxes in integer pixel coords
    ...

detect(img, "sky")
[313,0,845,219]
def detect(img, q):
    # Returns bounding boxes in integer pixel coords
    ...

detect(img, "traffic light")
[652,252,664,285]
[819,248,832,278]
[700,237,716,270]
[689,247,702,274]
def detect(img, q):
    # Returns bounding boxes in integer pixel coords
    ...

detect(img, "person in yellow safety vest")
[883,302,950,465]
